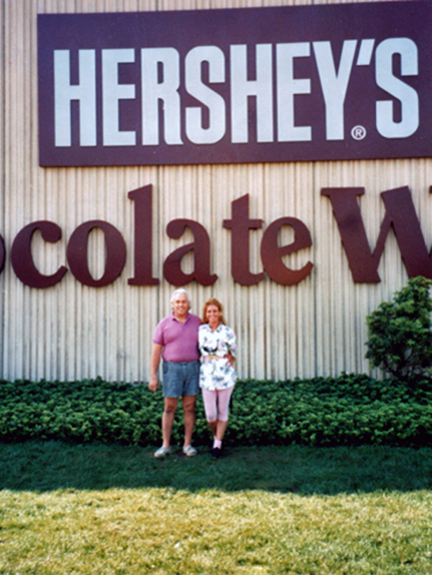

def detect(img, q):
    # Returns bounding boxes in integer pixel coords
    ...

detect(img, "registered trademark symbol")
[351,125,367,140]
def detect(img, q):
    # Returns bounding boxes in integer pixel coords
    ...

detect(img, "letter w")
[321,186,432,282]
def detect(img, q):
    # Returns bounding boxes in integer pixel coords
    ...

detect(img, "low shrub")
[1,375,432,447]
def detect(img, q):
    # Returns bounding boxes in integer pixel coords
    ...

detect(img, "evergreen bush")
[366,276,432,381]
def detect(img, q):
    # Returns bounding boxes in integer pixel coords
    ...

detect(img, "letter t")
[223,194,264,285]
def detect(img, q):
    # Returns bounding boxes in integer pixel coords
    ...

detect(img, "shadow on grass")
[2,441,432,495]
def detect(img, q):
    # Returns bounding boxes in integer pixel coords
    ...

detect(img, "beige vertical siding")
[1,0,430,382]
[0,0,4,375]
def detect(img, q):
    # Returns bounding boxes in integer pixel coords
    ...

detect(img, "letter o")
[66,220,126,287]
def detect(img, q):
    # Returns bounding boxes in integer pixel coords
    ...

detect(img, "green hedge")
[1,375,432,447]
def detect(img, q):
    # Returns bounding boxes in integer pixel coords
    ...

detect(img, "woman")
[199,298,237,458]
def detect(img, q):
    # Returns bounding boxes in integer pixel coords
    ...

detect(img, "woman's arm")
[224,326,237,365]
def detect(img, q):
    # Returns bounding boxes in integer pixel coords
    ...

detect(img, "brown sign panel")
[38,2,432,167]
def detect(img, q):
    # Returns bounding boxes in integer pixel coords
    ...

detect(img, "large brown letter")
[67,221,126,287]
[261,217,313,285]
[163,219,217,286]
[0,235,5,275]
[223,194,264,285]
[128,184,159,286]
[322,186,432,282]
[11,221,67,288]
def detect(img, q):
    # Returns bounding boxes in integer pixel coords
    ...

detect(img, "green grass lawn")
[1,442,432,574]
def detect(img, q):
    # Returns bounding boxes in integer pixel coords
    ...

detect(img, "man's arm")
[149,343,163,393]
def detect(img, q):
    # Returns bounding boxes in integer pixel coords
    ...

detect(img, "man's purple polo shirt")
[153,313,201,362]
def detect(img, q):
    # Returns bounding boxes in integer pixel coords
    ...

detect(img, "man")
[149,288,201,458]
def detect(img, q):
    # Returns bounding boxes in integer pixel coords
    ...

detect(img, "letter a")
[163,220,217,287]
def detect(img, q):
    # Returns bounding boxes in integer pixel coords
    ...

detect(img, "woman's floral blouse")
[198,323,238,390]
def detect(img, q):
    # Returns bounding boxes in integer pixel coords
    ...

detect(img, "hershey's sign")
[37,2,432,167]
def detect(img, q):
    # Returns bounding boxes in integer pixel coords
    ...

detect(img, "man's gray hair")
[170,288,191,308]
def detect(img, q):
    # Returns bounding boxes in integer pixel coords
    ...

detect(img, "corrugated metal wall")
[1,0,431,382]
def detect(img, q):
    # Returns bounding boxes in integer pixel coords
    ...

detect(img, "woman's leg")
[215,420,228,442]
[214,386,235,443]
[201,389,218,436]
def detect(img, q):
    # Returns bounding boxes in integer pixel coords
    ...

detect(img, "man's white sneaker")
[154,446,170,458]
[183,445,197,457]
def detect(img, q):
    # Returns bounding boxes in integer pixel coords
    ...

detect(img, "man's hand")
[225,353,235,367]
[148,375,159,393]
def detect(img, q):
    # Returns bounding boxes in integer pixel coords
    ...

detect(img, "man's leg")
[162,397,178,448]
[181,394,196,448]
